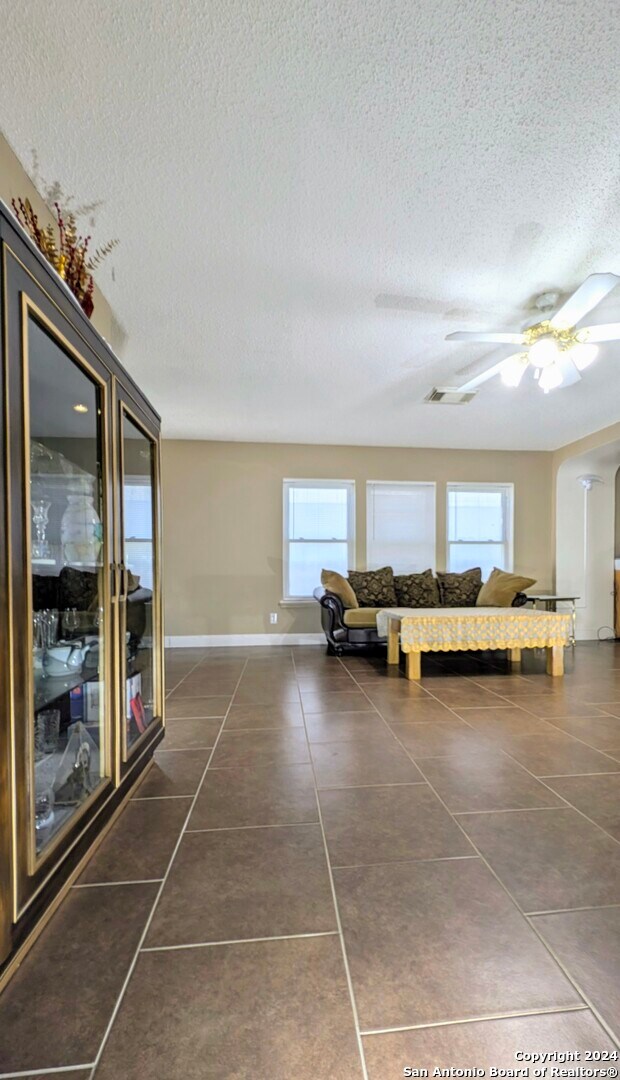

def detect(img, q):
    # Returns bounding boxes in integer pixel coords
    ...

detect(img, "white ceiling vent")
[424,387,478,405]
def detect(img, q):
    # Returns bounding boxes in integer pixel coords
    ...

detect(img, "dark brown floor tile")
[544,773,620,840]
[319,784,473,867]
[389,720,493,760]
[422,751,566,813]
[95,937,362,1080]
[233,685,301,705]
[163,716,222,750]
[364,1010,615,1077]
[224,701,304,729]
[296,675,356,691]
[188,763,318,829]
[454,704,558,738]
[359,680,432,699]
[25,1073,92,1080]
[146,824,335,946]
[311,736,424,788]
[594,701,620,716]
[371,698,457,723]
[459,808,620,912]
[174,672,239,691]
[468,674,551,693]
[510,694,606,718]
[210,728,310,768]
[500,731,618,776]
[545,713,620,750]
[334,858,578,1031]
[165,695,230,718]
[0,883,156,1072]
[301,690,372,714]
[133,749,211,798]
[305,710,389,743]
[80,798,190,883]
[532,908,620,1039]
[427,684,510,708]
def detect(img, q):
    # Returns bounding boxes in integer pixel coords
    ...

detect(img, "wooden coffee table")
[379,607,572,681]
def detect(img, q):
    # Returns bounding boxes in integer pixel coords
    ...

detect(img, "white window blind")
[283,480,355,600]
[366,482,436,574]
[123,479,154,590]
[446,483,514,580]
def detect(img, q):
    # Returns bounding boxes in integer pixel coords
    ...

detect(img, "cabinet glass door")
[119,403,161,758]
[26,311,111,861]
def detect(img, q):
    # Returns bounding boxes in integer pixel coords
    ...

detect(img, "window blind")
[366,482,436,574]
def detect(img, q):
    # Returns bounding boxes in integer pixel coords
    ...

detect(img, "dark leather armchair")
[313,587,383,654]
[313,585,528,655]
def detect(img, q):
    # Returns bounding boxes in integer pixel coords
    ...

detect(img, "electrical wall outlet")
[270,612,278,624]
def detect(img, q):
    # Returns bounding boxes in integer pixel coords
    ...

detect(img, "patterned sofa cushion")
[347,566,397,608]
[394,569,440,608]
[436,567,482,607]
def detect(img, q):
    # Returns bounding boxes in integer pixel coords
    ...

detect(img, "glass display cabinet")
[0,201,164,984]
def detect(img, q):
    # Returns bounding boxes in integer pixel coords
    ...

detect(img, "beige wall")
[0,132,122,350]
[162,440,554,637]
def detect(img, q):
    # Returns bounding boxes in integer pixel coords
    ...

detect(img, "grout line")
[0,1068,96,1079]
[131,795,195,801]
[293,652,370,1080]
[0,1069,97,1079]
[87,656,251,1079]
[359,1003,590,1037]
[72,878,164,888]
[527,902,620,917]
[453,806,568,816]
[185,821,319,833]
[331,855,480,871]
[343,658,620,1050]
[538,769,620,778]
[149,745,216,752]
[166,713,227,720]
[316,780,428,790]
[140,930,341,952]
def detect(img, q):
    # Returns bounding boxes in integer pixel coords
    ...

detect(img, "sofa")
[313,565,531,654]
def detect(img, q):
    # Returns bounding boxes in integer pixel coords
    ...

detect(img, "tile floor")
[1,642,620,1078]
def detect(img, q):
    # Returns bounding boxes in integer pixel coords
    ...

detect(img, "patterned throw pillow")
[394,570,440,608]
[436,567,482,607]
[347,566,397,608]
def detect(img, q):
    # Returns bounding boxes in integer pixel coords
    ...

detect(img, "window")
[366,482,436,573]
[283,480,355,600]
[446,483,514,580]
[124,479,154,590]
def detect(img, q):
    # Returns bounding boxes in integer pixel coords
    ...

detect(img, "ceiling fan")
[446,273,620,393]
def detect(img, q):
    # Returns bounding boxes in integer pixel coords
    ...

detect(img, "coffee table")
[377,607,572,681]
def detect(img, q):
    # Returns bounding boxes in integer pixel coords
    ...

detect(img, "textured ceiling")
[2,0,620,449]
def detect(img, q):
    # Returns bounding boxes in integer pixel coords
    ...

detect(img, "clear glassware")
[34,784,55,831]
[37,709,60,754]
[31,497,52,559]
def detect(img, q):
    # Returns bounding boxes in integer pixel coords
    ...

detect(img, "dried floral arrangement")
[11,155,118,318]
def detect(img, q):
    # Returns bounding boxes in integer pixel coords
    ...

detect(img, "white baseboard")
[165,633,325,648]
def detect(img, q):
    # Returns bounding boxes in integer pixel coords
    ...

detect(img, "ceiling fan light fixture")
[570,341,599,370]
[528,336,560,368]
[501,354,528,387]
[538,361,564,393]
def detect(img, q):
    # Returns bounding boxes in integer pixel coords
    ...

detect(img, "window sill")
[279,598,317,607]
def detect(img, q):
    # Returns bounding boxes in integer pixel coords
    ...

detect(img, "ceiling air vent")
[424,387,478,405]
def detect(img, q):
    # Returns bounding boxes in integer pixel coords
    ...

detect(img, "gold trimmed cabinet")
[0,201,164,983]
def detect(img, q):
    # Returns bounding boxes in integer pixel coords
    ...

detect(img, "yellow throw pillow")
[476,567,536,607]
[321,569,359,609]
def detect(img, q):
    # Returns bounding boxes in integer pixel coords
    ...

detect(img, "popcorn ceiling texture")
[1,0,620,449]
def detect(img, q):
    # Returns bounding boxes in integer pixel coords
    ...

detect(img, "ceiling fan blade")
[550,273,620,329]
[555,351,582,388]
[446,331,526,345]
[457,353,523,392]
[578,322,620,343]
